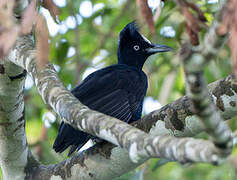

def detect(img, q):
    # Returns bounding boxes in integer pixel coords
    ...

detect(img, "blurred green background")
[1,0,237,179]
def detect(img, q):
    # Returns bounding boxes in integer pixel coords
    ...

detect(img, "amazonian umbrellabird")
[53,21,172,156]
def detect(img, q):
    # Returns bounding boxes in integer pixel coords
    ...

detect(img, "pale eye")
[133,45,140,51]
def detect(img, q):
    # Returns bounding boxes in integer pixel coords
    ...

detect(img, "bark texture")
[0,59,38,179]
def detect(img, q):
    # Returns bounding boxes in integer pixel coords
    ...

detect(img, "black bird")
[53,22,172,155]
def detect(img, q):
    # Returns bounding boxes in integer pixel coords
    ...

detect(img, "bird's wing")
[71,65,147,123]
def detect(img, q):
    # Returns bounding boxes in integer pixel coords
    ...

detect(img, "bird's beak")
[146,44,173,54]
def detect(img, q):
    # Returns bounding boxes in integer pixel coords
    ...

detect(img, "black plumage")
[53,22,172,155]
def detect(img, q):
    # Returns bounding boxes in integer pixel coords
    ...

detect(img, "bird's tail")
[53,122,90,156]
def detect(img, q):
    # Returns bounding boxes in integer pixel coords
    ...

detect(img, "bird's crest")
[118,21,141,50]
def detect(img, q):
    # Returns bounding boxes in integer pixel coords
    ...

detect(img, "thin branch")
[180,0,232,151]
[174,0,207,45]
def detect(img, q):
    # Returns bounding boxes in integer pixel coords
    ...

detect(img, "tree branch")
[181,44,232,151]
[0,59,39,179]
[136,74,237,137]
[179,0,233,152]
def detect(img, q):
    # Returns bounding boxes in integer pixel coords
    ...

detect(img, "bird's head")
[117,21,172,69]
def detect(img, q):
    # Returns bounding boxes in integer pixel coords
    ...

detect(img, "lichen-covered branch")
[31,136,224,179]
[180,0,232,152]
[0,59,38,179]
[135,74,237,137]
[183,66,232,150]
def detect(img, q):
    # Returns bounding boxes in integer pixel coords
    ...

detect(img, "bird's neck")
[117,60,143,70]
[117,55,145,70]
